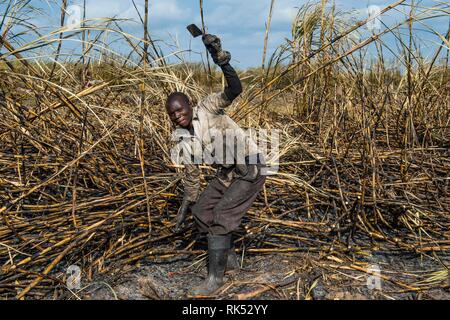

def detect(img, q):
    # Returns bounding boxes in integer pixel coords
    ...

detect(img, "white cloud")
[81,0,189,24]
[151,1,189,20]
[24,0,448,68]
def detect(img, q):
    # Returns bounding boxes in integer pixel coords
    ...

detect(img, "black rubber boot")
[226,236,240,272]
[192,234,230,296]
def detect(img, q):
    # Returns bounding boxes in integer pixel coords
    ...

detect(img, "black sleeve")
[221,63,242,102]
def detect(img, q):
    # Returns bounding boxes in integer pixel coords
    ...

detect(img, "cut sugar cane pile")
[0,1,449,299]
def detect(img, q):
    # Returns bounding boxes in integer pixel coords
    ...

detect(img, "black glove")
[202,34,231,66]
[174,198,193,232]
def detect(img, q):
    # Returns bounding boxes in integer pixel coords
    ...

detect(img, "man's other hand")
[174,198,193,232]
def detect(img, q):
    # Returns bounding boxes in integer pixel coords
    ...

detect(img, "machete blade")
[186,24,203,38]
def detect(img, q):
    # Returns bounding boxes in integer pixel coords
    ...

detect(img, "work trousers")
[191,173,266,235]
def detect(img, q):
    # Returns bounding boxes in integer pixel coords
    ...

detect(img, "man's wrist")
[182,197,195,205]
[220,62,231,69]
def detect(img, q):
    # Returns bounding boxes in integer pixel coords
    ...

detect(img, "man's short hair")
[166,92,190,107]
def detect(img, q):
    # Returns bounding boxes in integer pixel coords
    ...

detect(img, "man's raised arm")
[200,34,243,112]
[221,62,242,102]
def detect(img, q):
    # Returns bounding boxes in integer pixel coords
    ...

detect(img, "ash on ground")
[62,250,449,300]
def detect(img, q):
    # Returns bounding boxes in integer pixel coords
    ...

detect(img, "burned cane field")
[0,0,449,300]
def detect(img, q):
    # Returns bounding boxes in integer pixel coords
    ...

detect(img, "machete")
[186,24,203,38]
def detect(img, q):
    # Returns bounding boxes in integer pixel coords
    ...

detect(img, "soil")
[55,248,449,300]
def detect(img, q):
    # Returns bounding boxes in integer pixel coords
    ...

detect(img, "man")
[166,34,266,296]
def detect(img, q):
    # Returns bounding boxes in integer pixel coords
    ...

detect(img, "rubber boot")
[226,236,240,272]
[192,234,230,296]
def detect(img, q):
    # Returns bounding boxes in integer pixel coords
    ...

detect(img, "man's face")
[166,97,193,128]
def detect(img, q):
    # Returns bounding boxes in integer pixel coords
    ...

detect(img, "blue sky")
[4,0,449,68]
